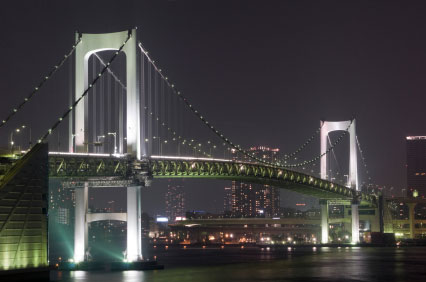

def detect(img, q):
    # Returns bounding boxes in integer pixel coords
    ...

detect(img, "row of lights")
[282,124,323,160]
[98,48,229,160]
[143,108,226,158]
[138,42,354,173]
[37,35,132,144]
[1,38,82,129]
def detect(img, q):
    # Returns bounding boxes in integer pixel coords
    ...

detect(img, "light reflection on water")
[50,247,426,282]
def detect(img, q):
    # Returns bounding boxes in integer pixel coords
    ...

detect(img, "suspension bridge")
[0,29,379,268]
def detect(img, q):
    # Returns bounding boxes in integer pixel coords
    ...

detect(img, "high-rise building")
[406,136,426,198]
[49,183,75,226]
[223,186,232,212]
[229,146,280,217]
[165,181,185,221]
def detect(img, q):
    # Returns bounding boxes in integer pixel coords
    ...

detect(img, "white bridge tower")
[70,29,143,263]
[320,119,360,244]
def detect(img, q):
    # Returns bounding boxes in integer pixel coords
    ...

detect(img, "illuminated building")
[169,217,321,245]
[165,180,185,221]
[230,146,280,218]
[223,186,232,213]
[406,136,426,198]
[0,144,48,271]
[49,184,74,226]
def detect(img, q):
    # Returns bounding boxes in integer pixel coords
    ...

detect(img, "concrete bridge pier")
[74,182,89,263]
[73,183,142,262]
[126,186,142,261]
[351,199,360,244]
[320,200,329,244]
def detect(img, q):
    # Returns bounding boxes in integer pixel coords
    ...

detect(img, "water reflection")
[50,247,426,282]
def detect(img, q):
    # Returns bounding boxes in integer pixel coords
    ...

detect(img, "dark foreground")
[50,246,426,281]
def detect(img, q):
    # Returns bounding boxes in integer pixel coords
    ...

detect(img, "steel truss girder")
[49,155,131,178]
[47,154,376,204]
[150,159,377,205]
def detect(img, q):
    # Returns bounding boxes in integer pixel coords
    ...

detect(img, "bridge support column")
[320,200,329,244]
[127,186,142,261]
[74,182,88,262]
[351,200,360,244]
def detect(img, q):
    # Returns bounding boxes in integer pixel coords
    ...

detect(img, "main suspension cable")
[1,38,82,129]
[98,51,223,159]
[138,42,352,169]
[356,135,372,186]
[282,124,323,160]
[37,32,131,143]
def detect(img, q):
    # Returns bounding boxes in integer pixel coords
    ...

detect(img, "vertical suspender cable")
[148,57,152,156]
[99,57,104,153]
[140,53,146,156]
[154,70,158,155]
[92,58,97,153]
[115,81,119,152]
[107,67,111,153]
[68,48,74,152]
[37,32,131,143]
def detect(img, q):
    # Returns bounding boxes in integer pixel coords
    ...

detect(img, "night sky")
[1,1,426,215]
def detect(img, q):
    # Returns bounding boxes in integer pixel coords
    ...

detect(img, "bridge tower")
[320,119,360,244]
[70,29,144,262]
[69,29,145,159]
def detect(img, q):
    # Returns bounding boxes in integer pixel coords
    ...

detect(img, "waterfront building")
[406,136,426,198]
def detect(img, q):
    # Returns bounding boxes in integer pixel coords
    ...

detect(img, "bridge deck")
[47,152,377,205]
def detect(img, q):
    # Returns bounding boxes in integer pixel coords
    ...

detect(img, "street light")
[10,125,26,153]
[108,132,117,154]
[344,174,349,187]
[96,135,105,153]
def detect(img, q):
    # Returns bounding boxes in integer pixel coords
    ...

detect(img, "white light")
[48,152,126,158]
[156,217,168,223]
[184,224,200,227]
[150,155,232,162]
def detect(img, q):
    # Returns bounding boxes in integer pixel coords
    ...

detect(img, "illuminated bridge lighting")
[48,152,127,158]
[150,155,233,162]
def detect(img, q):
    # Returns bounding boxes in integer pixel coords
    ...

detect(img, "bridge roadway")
[48,152,377,205]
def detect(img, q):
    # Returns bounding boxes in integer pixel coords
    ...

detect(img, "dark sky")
[2,1,426,215]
